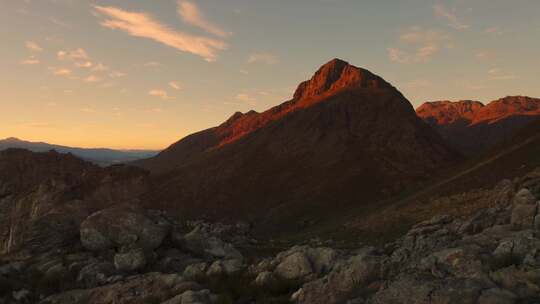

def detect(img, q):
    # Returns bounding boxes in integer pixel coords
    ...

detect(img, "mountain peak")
[3,137,22,142]
[292,58,391,101]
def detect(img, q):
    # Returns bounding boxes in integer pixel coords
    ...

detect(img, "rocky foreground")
[1,157,540,303]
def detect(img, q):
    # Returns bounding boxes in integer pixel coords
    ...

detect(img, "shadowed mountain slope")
[136,59,459,231]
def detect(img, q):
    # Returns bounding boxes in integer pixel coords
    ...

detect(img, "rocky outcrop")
[417,96,540,156]
[0,149,149,255]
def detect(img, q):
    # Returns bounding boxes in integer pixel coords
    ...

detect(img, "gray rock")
[114,247,147,272]
[77,261,116,288]
[163,289,217,304]
[275,251,313,280]
[477,288,517,304]
[183,262,208,280]
[80,205,170,251]
[254,271,278,287]
[180,227,242,260]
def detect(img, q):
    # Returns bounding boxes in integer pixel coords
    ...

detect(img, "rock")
[80,205,170,251]
[183,263,208,280]
[511,204,537,228]
[163,289,217,304]
[179,227,242,260]
[275,251,313,280]
[12,289,30,302]
[206,259,244,277]
[42,272,200,304]
[513,189,537,205]
[77,261,116,288]
[114,248,147,272]
[254,271,278,287]
[477,288,517,304]
[295,249,384,304]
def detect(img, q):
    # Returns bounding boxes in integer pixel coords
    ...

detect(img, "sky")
[0,0,539,149]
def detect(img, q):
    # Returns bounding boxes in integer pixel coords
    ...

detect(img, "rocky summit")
[135,59,458,231]
[417,96,540,156]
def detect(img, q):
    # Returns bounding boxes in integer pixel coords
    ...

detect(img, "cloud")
[177,0,231,38]
[25,41,43,52]
[248,52,279,65]
[57,48,89,61]
[94,5,227,62]
[143,61,162,67]
[475,50,494,60]
[92,63,109,71]
[235,93,257,105]
[50,67,72,76]
[109,71,126,78]
[148,89,173,100]
[433,4,468,30]
[83,75,102,83]
[485,27,504,36]
[388,27,452,64]
[20,56,40,65]
[488,68,518,81]
[169,81,182,90]
[75,61,93,68]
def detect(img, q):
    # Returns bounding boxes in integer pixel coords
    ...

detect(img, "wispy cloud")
[149,89,174,100]
[388,27,452,64]
[433,4,468,30]
[488,68,518,81]
[57,48,90,61]
[25,41,43,52]
[169,81,182,90]
[83,75,102,83]
[485,27,505,36]
[235,93,257,105]
[94,5,227,62]
[248,52,279,65]
[20,56,40,65]
[49,67,72,77]
[177,0,231,38]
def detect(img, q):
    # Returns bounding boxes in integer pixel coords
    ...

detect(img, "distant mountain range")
[416,96,540,156]
[0,137,159,166]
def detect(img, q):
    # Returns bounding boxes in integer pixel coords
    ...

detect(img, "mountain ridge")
[416,95,540,156]
[0,137,159,166]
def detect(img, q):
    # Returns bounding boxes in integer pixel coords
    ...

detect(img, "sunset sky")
[1,0,539,149]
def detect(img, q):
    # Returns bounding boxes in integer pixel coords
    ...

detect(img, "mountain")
[416,96,540,156]
[0,137,159,166]
[136,59,458,230]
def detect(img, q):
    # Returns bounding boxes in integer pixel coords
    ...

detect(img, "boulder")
[254,271,278,287]
[477,288,517,304]
[179,227,242,260]
[80,206,170,251]
[114,248,147,272]
[77,261,116,288]
[183,263,208,280]
[275,251,313,280]
[162,289,218,304]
